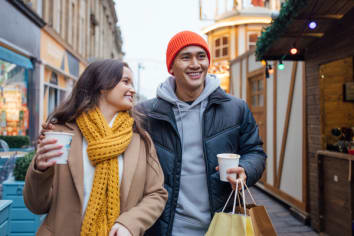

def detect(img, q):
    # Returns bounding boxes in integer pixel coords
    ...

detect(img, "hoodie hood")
[156,74,220,108]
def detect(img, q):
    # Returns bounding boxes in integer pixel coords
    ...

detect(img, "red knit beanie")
[166,31,211,74]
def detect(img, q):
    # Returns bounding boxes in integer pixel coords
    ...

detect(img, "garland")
[255,0,308,60]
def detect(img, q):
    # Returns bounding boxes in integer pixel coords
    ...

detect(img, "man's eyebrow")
[178,52,191,57]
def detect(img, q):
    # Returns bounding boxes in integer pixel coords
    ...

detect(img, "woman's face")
[101,66,136,111]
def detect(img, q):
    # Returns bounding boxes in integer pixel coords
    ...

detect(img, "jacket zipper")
[202,104,215,218]
[147,113,182,236]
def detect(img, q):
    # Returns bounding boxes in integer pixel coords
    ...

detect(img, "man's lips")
[186,71,202,80]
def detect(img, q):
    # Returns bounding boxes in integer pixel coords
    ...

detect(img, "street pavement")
[248,187,318,236]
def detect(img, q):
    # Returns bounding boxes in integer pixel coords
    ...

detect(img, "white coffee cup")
[217,153,240,182]
[44,131,74,164]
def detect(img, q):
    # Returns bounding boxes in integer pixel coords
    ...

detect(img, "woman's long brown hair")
[47,59,150,149]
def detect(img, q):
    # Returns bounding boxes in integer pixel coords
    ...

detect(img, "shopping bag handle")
[221,180,248,216]
[243,181,257,205]
[221,189,234,213]
[221,180,239,213]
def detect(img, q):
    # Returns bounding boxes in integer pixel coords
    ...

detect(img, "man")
[138,31,266,236]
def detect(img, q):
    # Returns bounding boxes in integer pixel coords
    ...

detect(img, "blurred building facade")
[201,0,283,92]
[0,0,123,142]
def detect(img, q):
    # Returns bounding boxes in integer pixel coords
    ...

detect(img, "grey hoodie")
[156,75,220,236]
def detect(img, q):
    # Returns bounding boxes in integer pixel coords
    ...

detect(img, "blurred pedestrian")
[137,31,267,236]
[23,59,168,236]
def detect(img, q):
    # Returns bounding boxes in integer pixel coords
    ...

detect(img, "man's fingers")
[215,166,219,171]
[227,176,244,190]
[226,167,243,174]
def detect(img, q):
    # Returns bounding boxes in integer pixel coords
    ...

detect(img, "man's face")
[170,46,209,94]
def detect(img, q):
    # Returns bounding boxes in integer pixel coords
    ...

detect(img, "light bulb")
[278,61,284,70]
[290,48,298,55]
[308,21,317,30]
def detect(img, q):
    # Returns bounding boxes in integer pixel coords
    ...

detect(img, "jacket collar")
[64,122,84,207]
[207,87,231,105]
[151,87,231,114]
[119,133,140,210]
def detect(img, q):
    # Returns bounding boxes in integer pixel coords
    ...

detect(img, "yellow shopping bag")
[205,180,255,236]
[205,212,254,236]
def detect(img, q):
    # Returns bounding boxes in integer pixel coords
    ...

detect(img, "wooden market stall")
[229,51,307,217]
[255,0,354,235]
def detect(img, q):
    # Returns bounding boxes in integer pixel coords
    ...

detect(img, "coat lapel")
[120,133,140,209]
[65,123,84,208]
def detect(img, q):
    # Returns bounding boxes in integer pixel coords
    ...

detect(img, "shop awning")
[256,0,354,61]
[0,45,33,69]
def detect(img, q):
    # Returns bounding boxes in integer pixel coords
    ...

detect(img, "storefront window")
[0,59,29,136]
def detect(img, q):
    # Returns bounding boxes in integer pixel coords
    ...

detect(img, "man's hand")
[226,167,247,190]
[216,166,247,190]
[109,223,132,236]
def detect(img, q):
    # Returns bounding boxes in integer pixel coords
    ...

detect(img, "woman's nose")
[129,86,136,94]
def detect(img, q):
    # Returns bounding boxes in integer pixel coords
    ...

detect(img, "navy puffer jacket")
[138,88,266,236]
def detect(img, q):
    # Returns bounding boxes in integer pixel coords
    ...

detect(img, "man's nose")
[190,57,201,68]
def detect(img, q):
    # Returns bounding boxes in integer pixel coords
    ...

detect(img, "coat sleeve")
[238,101,267,187]
[23,154,54,214]
[115,136,168,236]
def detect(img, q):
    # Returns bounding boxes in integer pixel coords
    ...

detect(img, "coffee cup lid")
[217,153,240,159]
[44,131,74,136]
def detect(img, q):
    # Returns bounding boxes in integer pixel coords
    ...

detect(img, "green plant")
[256,0,308,60]
[0,135,30,148]
[13,151,35,181]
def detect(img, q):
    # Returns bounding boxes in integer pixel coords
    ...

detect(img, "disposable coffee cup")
[44,131,74,164]
[217,153,240,182]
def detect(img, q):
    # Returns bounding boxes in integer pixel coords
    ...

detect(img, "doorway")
[247,68,267,182]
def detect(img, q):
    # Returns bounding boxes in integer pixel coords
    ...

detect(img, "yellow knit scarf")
[76,107,134,236]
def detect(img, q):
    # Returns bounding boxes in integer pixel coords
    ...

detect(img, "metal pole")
[137,63,144,102]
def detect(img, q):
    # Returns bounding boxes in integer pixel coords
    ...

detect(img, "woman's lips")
[125,95,133,102]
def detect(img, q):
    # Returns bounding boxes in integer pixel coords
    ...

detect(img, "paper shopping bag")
[249,205,277,236]
[206,179,277,236]
[205,180,255,236]
[205,212,254,236]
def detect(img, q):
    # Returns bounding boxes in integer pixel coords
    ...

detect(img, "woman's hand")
[37,122,56,145]
[35,138,63,171]
[109,223,132,236]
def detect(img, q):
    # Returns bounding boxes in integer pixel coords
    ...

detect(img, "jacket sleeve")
[23,154,54,214]
[238,101,267,187]
[115,137,168,236]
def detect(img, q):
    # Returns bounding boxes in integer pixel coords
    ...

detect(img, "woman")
[23,59,168,236]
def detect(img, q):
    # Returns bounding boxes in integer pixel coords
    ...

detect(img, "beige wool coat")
[23,122,168,236]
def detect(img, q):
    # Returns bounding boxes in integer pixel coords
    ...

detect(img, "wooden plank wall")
[305,8,354,231]
[320,58,354,143]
